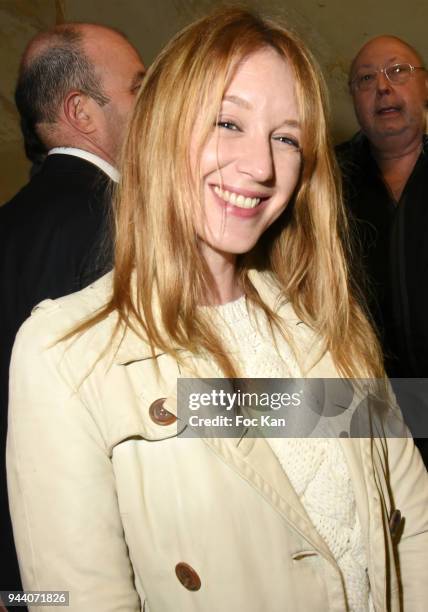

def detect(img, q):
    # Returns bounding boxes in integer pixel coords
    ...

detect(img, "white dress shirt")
[48,147,119,183]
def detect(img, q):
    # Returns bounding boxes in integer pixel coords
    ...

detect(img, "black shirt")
[337,132,428,378]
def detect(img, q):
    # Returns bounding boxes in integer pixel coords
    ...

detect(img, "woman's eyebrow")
[222,95,301,129]
[281,119,301,129]
[223,94,252,109]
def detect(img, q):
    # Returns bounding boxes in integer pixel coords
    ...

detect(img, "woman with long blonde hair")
[7,8,428,612]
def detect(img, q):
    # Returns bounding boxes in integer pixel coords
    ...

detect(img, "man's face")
[84,27,145,163]
[350,37,428,147]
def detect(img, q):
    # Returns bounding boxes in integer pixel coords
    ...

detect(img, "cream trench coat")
[7,271,428,612]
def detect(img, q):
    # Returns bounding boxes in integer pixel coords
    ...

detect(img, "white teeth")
[213,186,261,208]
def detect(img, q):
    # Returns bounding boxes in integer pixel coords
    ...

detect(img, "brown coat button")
[175,562,201,591]
[149,398,176,425]
[389,508,402,539]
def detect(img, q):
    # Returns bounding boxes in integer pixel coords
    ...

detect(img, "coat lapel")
[201,430,337,562]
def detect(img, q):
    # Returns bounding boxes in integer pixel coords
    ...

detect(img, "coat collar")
[113,269,294,365]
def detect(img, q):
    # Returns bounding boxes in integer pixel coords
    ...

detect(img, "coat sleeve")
[387,433,428,611]
[6,305,142,612]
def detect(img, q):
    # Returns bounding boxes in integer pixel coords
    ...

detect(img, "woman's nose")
[236,138,274,182]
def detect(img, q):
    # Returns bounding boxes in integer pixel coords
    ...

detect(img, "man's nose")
[236,137,274,182]
[376,70,393,94]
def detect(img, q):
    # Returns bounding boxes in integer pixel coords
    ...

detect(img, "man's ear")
[63,91,96,134]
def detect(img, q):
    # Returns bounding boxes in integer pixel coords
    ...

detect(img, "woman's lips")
[210,184,270,218]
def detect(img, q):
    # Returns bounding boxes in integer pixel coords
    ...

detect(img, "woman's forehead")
[218,49,299,123]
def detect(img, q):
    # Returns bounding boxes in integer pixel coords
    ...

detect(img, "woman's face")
[193,47,302,261]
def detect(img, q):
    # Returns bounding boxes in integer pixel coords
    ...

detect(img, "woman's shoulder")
[13,272,119,387]
[17,272,114,342]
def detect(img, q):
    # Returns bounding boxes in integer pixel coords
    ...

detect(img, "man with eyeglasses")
[337,35,428,467]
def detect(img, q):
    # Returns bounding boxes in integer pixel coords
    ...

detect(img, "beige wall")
[1,0,427,201]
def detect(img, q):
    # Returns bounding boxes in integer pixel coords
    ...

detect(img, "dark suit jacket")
[336,134,428,470]
[0,153,114,601]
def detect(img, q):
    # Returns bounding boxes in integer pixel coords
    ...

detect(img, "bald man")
[337,36,428,467]
[0,23,144,605]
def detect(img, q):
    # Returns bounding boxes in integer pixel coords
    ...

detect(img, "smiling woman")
[194,48,302,283]
[7,7,428,612]
[111,6,382,376]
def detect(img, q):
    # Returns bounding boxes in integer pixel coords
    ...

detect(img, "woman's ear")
[63,91,96,134]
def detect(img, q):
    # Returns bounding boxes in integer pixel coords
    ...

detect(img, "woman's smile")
[213,185,263,209]
[211,184,270,218]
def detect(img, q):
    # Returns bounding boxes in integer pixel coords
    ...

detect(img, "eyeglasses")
[350,63,426,92]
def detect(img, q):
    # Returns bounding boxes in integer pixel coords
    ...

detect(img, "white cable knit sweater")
[212,296,373,612]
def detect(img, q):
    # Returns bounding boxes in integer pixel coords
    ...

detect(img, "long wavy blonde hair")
[77,7,384,378]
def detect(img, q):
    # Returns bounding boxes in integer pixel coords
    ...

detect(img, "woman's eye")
[216,120,240,131]
[274,135,300,149]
